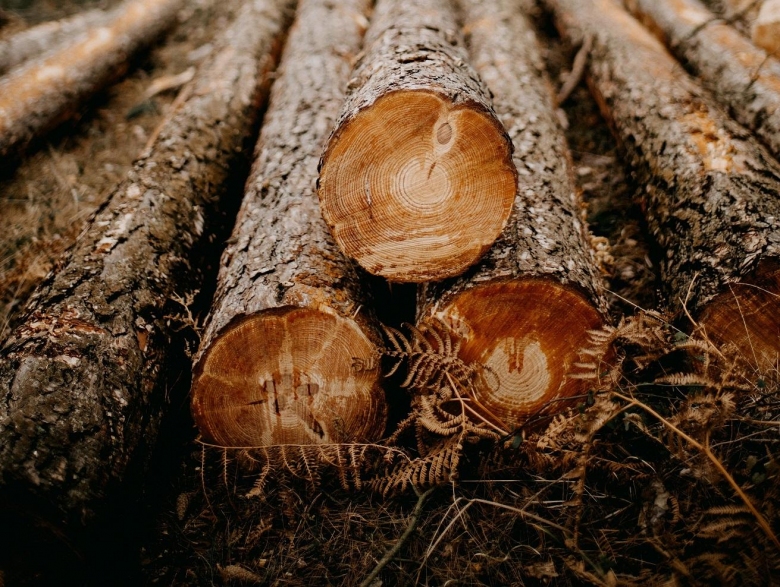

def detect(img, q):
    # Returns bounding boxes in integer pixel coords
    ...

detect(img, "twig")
[612,390,780,552]
[556,33,593,106]
[359,486,435,587]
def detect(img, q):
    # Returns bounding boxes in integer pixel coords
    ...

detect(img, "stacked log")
[317,0,517,283]
[546,0,780,372]
[0,0,185,158]
[190,0,387,448]
[413,0,608,431]
[0,0,292,531]
[625,0,780,156]
[0,6,113,76]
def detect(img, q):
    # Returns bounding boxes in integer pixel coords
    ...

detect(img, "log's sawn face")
[431,280,604,430]
[191,308,386,447]
[319,90,516,283]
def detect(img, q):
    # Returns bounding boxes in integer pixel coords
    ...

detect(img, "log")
[0,0,184,159]
[546,0,780,372]
[0,6,113,76]
[317,0,517,283]
[754,0,780,57]
[190,0,387,449]
[415,0,609,431]
[624,0,780,157]
[0,0,292,529]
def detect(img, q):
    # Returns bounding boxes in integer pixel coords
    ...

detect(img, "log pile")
[1,0,780,580]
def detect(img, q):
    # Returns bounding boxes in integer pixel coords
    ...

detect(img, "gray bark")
[545,0,780,316]
[0,0,292,528]
[0,6,113,76]
[326,0,496,134]
[625,0,780,157]
[0,0,184,158]
[419,0,608,319]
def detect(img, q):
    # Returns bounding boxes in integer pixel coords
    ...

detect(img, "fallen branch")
[359,486,435,587]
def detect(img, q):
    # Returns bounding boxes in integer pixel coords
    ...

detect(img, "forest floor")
[0,1,777,586]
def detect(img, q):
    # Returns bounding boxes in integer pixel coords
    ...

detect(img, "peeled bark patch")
[415,0,608,430]
[192,308,384,447]
[318,0,516,283]
[625,0,780,157]
[0,6,113,76]
[0,0,292,528]
[754,0,780,57]
[0,0,184,158]
[547,0,780,373]
[191,0,386,448]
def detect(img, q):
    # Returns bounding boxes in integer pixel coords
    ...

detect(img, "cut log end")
[191,307,387,447]
[319,90,516,283]
[432,280,605,430]
[699,260,780,375]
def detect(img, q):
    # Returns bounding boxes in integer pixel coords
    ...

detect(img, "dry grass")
[145,308,780,586]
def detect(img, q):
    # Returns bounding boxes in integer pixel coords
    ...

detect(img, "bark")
[414,0,608,431]
[191,0,387,449]
[0,0,292,529]
[0,0,184,158]
[546,0,780,372]
[0,6,113,76]
[754,0,780,57]
[317,0,517,283]
[625,0,780,157]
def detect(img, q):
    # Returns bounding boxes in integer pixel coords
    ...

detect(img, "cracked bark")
[625,0,780,157]
[317,0,517,283]
[0,0,184,158]
[0,6,113,76]
[547,0,780,372]
[0,0,292,531]
[415,0,608,432]
[191,0,387,449]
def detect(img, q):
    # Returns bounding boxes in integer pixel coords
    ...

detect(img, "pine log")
[754,0,780,57]
[317,0,517,283]
[415,0,608,431]
[191,0,386,449]
[0,0,184,158]
[0,6,113,76]
[0,0,292,528]
[624,0,780,157]
[546,0,780,372]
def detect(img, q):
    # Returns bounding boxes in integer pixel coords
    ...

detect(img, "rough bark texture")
[317,0,517,282]
[0,6,113,76]
[754,0,780,57]
[414,0,608,431]
[625,0,780,157]
[0,0,184,158]
[547,0,780,370]
[191,0,386,448]
[0,0,292,529]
